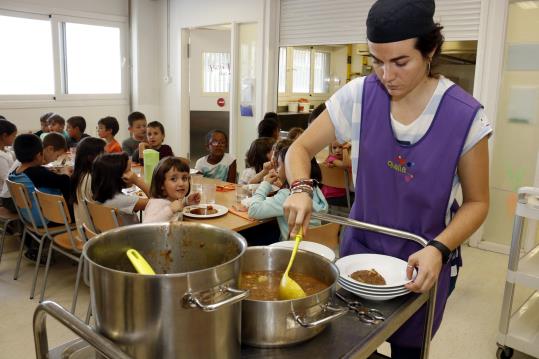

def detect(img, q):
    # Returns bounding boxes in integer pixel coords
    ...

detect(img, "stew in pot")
[240,271,328,301]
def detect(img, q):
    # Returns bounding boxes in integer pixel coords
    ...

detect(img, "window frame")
[0,10,129,105]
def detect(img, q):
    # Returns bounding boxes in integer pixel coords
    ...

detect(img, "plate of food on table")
[183,204,228,218]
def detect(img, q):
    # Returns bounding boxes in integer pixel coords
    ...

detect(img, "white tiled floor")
[0,235,536,358]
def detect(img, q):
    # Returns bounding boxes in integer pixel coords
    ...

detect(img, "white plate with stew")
[183,204,228,218]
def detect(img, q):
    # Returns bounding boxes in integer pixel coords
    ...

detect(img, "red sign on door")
[217,98,225,107]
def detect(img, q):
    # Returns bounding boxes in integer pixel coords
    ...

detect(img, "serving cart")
[497,187,539,359]
[34,213,438,359]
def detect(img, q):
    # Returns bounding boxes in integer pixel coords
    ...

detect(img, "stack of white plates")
[335,254,415,301]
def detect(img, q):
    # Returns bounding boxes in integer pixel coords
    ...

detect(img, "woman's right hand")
[283,192,313,238]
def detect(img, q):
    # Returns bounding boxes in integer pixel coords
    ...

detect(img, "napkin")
[228,205,256,221]
[216,184,236,192]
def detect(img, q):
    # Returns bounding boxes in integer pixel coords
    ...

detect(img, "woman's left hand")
[186,192,201,205]
[404,246,443,293]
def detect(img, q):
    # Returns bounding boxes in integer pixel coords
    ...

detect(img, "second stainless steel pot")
[241,246,347,347]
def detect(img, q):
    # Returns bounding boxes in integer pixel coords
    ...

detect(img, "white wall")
[189,28,231,111]
[0,0,131,140]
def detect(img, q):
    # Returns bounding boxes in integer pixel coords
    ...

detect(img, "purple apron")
[341,75,481,348]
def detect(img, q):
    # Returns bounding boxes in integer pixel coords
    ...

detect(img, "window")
[203,52,231,93]
[64,22,122,94]
[292,48,311,93]
[313,51,330,93]
[278,47,286,93]
[0,15,54,95]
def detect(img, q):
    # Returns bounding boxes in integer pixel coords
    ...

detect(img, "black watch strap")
[427,240,451,264]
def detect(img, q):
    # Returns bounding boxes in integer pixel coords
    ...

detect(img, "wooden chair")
[85,200,121,233]
[319,163,352,209]
[34,189,83,303]
[6,180,67,299]
[304,223,341,251]
[0,205,21,264]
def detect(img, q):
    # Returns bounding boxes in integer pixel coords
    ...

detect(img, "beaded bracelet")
[290,187,314,198]
[290,178,318,190]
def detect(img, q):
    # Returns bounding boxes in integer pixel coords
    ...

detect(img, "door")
[482,1,539,252]
[188,27,231,163]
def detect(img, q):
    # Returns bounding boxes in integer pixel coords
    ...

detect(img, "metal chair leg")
[13,229,27,280]
[71,257,84,313]
[85,301,92,324]
[0,220,7,263]
[39,239,55,302]
[30,235,46,299]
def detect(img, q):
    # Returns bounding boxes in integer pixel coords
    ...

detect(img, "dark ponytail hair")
[91,152,129,203]
[415,24,444,78]
[0,119,17,137]
[71,137,106,204]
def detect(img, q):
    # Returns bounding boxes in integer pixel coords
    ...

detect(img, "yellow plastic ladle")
[126,249,156,275]
[279,227,307,300]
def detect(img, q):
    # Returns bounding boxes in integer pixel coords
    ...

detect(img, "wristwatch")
[427,240,451,264]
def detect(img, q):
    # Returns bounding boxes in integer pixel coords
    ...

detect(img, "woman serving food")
[283,0,491,357]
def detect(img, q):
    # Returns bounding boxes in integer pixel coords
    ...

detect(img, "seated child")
[66,116,89,148]
[321,140,353,206]
[122,111,147,157]
[34,112,52,137]
[97,116,122,153]
[287,127,304,141]
[8,134,72,260]
[70,137,106,231]
[195,130,236,183]
[0,118,17,207]
[91,152,149,225]
[132,121,174,164]
[248,139,328,241]
[143,157,200,223]
[239,137,275,185]
[40,114,68,140]
[257,113,281,140]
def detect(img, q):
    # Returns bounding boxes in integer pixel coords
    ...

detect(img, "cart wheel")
[496,347,514,359]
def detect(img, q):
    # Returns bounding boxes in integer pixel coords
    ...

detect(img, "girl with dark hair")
[143,157,200,223]
[0,118,17,212]
[91,152,150,224]
[239,137,275,185]
[70,137,106,230]
[283,0,491,357]
[195,130,237,182]
[248,139,327,241]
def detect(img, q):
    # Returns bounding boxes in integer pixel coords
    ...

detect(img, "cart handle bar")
[311,212,428,248]
[34,301,131,359]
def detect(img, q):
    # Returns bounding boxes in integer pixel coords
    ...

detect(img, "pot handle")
[294,305,348,328]
[184,286,249,312]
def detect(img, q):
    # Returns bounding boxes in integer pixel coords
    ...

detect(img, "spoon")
[279,227,307,300]
[126,249,156,275]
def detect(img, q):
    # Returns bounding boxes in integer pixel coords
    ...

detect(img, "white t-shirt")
[102,192,140,225]
[143,198,182,223]
[326,76,493,224]
[1,160,20,199]
[0,149,15,193]
[239,167,257,185]
[195,153,235,181]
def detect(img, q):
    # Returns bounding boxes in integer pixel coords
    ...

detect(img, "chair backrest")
[6,179,40,230]
[85,200,121,233]
[80,223,97,241]
[319,164,348,189]
[304,223,340,250]
[34,190,72,224]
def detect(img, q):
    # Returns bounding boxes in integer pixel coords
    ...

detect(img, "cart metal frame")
[34,213,438,359]
[496,187,539,359]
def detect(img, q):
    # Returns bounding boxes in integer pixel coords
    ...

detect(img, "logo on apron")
[387,155,415,182]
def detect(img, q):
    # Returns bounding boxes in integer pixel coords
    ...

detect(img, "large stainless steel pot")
[241,246,347,347]
[83,222,248,359]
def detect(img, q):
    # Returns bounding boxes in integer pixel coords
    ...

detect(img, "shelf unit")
[497,187,539,359]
